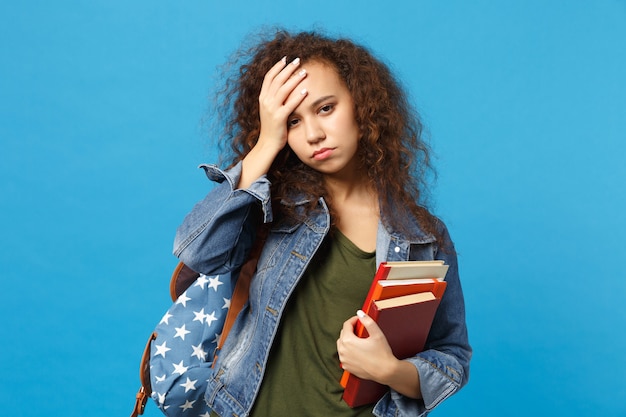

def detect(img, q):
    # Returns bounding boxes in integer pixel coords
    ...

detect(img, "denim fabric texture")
[173,162,471,417]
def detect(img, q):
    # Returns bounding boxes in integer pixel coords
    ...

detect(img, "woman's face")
[285,61,361,179]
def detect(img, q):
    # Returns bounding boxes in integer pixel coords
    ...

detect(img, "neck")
[323,170,377,204]
[323,170,380,253]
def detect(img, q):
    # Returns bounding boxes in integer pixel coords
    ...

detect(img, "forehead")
[298,60,349,95]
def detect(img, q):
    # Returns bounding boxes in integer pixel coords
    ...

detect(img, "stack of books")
[341,260,449,408]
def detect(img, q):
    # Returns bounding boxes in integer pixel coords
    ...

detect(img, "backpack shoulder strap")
[130,332,156,417]
[213,227,267,364]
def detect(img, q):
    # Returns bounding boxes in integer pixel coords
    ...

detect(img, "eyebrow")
[289,95,337,120]
[310,95,336,108]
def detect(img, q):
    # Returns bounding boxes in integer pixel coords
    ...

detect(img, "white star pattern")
[180,377,198,393]
[150,271,235,415]
[194,274,209,289]
[180,399,195,411]
[208,276,223,291]
[172,360,189,376]
[191,343,208,360]
[175,291,191,307]
[174,324,191,340]
[192,308,206,324]
[205,311,218,327]
[154,341,171,358]
[159,311,173,325]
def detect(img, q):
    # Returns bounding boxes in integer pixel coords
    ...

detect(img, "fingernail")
[356,310,365,318]
[292,57,300,65]
[298,69,306,77]
[281,56,287,64]
[300,88,307,95]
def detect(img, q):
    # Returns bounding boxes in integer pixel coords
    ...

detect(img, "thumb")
[356,309,383,338]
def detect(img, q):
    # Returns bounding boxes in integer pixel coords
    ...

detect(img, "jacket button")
[394,246,400,253]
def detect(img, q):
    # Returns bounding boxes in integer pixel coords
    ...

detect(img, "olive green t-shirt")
[250,229,376,416]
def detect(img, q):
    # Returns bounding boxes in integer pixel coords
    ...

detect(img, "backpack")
[130,245,261,417]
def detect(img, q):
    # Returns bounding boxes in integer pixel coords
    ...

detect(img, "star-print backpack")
[131,238,263,417]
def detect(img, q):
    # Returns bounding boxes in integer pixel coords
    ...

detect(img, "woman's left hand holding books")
[337,310,422,400]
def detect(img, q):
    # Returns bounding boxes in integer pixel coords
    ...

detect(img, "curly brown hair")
[212,29,440,239]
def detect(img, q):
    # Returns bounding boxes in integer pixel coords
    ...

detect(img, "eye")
[287,118,300,129]
[319,104,334,114]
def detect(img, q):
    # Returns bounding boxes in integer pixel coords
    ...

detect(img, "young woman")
[173,30,471,417]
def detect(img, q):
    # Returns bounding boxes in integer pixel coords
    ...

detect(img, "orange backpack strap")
[131,331,157,417]
[212,251,256,365]
[213,229,267,365]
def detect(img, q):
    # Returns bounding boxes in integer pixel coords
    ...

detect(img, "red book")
[341,292,442,407]
[360,261,448,316]
[340,261,448,406]
[356,279,447,339]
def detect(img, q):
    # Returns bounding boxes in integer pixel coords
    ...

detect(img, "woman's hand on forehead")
[236,57,309,190]
[257,57,309,152]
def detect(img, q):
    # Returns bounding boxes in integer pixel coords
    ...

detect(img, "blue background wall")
[1,1,625,416]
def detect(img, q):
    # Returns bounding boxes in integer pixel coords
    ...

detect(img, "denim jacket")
[173,162,471,417]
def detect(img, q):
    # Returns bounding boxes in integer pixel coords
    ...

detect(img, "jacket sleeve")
[172,162,272,275]
[375,222,472,417]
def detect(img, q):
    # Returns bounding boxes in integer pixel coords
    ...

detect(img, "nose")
[304,118,325,144]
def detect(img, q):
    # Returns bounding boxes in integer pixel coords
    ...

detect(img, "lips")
[312,148,335,161]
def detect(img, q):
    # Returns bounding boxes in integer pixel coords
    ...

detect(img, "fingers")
[337,311,396,382]
[355,310,384,338]
[337,312,384,359]
[337,316,358,353]
[260,57,308,107]
[260,56,287,96]
[343,315,359,331]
